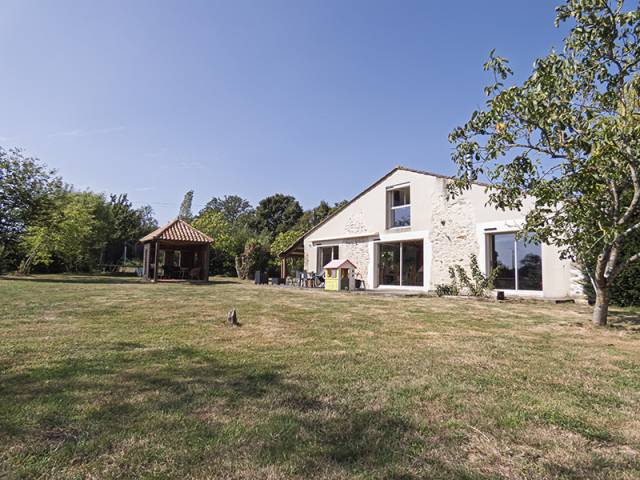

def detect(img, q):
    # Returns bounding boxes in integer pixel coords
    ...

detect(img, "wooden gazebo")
[140,219,213,282]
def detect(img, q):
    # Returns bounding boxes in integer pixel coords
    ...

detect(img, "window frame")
[486,232,543,292]
[318,245,339,272]
[386,184,411,229]
[377,240,424,287]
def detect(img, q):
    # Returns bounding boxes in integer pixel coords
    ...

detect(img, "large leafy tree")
[201,195,253,223]
[195,196,255,275]
[103,194,157,264]
[192,209,248,274]
[295,200,347,231]
[252,194,303,240]
[20,191,111,272]
[449,0,640,326]
[0,148,61,268]
[20,192,157,272]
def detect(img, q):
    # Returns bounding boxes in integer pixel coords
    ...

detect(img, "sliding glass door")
[378,240,423,287]
[488,233,542,291]
[491,234,516,289]
[379,243,401,285]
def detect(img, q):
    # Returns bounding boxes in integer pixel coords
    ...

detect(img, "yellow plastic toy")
[323,259,357,291]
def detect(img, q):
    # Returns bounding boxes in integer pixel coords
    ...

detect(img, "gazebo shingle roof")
[140,219,213,243]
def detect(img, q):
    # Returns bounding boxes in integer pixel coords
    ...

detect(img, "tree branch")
[619,158,640,226]
[620,221,640,239]
[610,252,640,281]
[504,142,570,161]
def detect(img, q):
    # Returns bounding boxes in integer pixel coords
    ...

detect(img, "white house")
[281,166,583,299]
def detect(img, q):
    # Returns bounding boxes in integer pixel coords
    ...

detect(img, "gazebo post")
[142,243,150,279]
[153,240,159,282]
[201,244,209,281]
[280,257,286,279]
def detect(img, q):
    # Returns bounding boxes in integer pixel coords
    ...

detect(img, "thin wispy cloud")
[178,161,206,169]
[159,160,206,170]
[144,148,167,158]
[134,186,156,192]
[49,126,125,138]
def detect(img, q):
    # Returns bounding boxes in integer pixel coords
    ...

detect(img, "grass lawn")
[1,275,639,479]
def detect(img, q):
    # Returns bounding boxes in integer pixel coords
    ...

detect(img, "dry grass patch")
[1,274,639,479]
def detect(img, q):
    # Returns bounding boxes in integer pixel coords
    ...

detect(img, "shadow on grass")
[0,345,498,479]
[0,274,144,285]
[197,278,243,286]
[607,308,640,329]
[0,274,243,287]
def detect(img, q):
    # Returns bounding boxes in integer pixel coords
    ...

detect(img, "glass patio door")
[489,233,542,291]
[378,240,423,287]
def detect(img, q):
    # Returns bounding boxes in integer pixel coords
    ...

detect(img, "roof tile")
[140,219,213,243]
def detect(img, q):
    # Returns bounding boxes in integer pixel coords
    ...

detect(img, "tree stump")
[227,308,239,326]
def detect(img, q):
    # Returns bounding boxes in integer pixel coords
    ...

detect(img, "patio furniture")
[163,265,177,279]
[310,271,325,288]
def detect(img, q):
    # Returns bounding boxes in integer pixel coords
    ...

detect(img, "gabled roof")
[140,218,213,243]
[280,166,488,257]
[324,259,357,270]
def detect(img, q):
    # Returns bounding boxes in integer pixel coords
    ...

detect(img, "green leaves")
[483,49,514,96]
[270,230,304,257]
[193,209,248,274]
[444,254,497,297]
[449,0,640,321]
[251,194,303,241]
[0,147,61,246]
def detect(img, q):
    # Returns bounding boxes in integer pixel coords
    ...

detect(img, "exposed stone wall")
[428,179,479,287]
[304,239,370,285]
[569,262,586,299]
[339,239,370,288]
[344,210,367,235]
[304,241,312,272]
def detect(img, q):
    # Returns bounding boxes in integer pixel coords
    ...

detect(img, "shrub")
[583,261,640,307]
[448,254,499,297]
[435,283,459,296]
[235,239,272,280]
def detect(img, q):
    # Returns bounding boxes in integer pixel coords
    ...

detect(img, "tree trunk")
[592,286,610,326]
[234,256,243,279]
[19,241,43,275]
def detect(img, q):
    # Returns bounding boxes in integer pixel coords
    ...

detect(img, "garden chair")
[189,267,201,280]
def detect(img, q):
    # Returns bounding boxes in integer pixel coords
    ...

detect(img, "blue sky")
[0,1,566,223]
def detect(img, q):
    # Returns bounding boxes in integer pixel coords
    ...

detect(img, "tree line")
[0,148,158,274]
[0,146,345,277]
[180,189,346,278]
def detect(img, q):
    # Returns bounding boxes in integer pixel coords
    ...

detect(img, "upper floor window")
[387,186,411,228]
